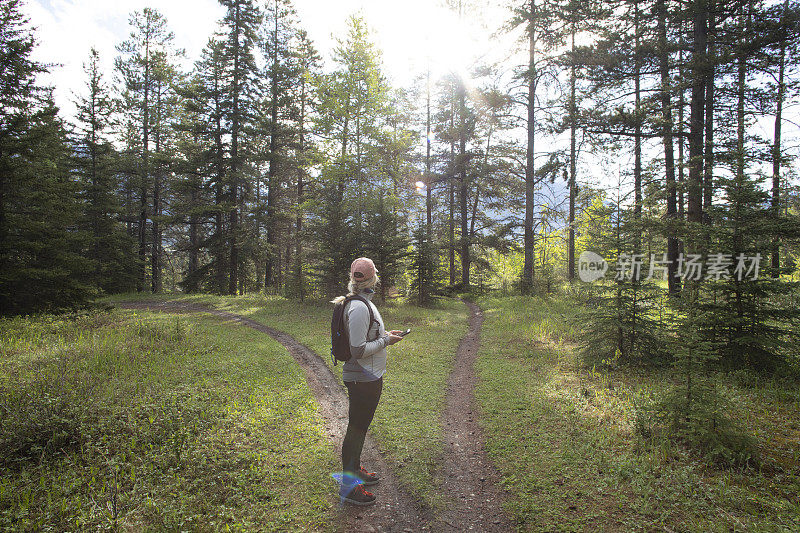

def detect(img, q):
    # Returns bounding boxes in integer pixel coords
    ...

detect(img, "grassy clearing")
[0,309,338,531]
[242,296,469,512]
[103,293,469,511]
[475,295,800,532]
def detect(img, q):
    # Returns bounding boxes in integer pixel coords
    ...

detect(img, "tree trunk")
[266,2,279,290]
[459,79,469,288]
[471,129,491,239]
[703,0,715,218]
[678,18,686,222]
[189,185,199,281]
[0,146,6,295]
[89,73,100,275]
[0,145,5,264]
[214,77,226,294]
[568,19,577,282]
[426,67,432,237]
[658,0,680,296]
[522,0,536,294]
[687,0,707,228]
[340,92,349,198]
[228,1,241,295]
[296,60,307,300]
[733,3,751,340]
[633,0,642,227]
[771,0,787,276]
[736,5,747,185]
[151,79,162,294]
[449,100,456,286]
[139,37,151,292]
[355,88,363,225]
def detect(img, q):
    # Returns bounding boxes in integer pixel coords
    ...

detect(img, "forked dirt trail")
[117,301,427,533]
[119,299,512,532]
[432,300,513,532]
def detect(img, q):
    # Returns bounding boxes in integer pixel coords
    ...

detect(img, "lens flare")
[331,472,363,504]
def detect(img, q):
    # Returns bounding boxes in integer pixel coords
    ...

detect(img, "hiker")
[332,257,404,506]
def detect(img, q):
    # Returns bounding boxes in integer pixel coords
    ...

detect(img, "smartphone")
[399,328,411,337]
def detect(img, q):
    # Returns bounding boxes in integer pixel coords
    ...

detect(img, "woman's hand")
[387,333,404,345]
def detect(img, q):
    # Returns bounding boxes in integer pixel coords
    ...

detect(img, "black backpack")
[330,295,378,365]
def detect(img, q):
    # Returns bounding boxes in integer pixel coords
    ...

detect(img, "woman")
[332,257,404,506]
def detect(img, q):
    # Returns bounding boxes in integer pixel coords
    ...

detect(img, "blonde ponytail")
[330,272,380,304]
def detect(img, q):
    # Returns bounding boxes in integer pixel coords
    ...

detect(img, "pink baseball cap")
[351,257,376,281]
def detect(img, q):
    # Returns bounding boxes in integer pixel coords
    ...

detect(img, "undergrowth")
[476,294,800,532]
[0,310,337,531]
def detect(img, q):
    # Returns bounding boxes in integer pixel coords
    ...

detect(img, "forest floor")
[1,293,798,531]
[116,296,513,532]
[433,300,513,532]
[1,305,337,530]
[117,299,428,532]
[475,295,800,532]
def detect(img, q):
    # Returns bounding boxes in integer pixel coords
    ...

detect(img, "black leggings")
[342,378,383,475]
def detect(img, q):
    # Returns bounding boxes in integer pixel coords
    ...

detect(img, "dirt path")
[431,300,513,532]
[117,301,427,533]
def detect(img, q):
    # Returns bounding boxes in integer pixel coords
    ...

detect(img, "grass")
[102,292,469,511]
[475,294,800,532]
[23,290,797,530]
[0,309,338,531]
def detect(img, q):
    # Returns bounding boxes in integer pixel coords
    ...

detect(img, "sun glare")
[419,8,480,81]
[363,0,483,85]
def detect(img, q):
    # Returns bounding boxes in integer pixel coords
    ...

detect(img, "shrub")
[634,382,758,469]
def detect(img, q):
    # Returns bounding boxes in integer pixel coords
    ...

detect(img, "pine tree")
[170,103,208,293]
[219,0,261,294]
[259,0,301,291]
[767,0,798,275]
[545,0,605,283]
[659,286,757,467]
[0,0,45,312]
[114,8,180,292]
[0,1,95,314]
[308,177,356,296]
[312,15,400,297]
[432,72,460,288]
[174,40,230,293]
[464,76,520,289]
[700,167,799,372]
[655,0,681,296]
[686,0,708,231]
[286,30,321,300]
[2,97,94,314]
[363,194,410,302]
[577,181,667,366]
[149,45,183,293]
[409,216,438,305]
[73,48,136,293]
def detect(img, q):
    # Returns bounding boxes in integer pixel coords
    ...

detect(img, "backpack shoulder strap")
[346,295,379,335]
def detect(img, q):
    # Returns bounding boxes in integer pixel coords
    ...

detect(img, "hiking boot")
[342,484,376,506]
[357,466,379,486]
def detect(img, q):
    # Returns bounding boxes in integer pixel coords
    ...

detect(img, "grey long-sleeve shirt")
[342,289,389,383]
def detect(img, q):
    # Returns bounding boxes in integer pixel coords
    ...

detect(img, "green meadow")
[1,294,798,530]
[476,295,800,532]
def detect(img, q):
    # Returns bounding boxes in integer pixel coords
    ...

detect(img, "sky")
[20,0,797,196]
[22,0,512,121]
